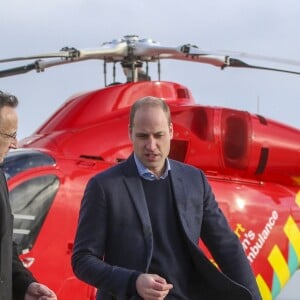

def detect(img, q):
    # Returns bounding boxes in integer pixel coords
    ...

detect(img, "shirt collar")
[134,153,171,181]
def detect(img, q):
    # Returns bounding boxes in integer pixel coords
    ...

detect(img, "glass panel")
[3,149,55,180]
[11,175,59,253]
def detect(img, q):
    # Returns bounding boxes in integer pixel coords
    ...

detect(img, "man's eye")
[136,134,148,139]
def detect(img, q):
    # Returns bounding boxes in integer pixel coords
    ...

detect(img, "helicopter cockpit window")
[3,149,55,180]
[10,174,59,253]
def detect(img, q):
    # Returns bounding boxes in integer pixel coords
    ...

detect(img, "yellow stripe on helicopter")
[257,212,300,300]
[296,190,300,207]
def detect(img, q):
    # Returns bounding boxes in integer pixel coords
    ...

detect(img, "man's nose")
[9,138,18,149]
[146,137,156,150]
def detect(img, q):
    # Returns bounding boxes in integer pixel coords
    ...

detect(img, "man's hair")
[0,91,18,109]
[129,96,171,129]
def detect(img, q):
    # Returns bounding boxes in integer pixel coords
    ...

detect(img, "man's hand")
[24,282,57,300]
[136,273,173,300]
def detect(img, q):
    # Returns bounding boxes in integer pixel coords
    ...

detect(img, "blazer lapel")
[121,155,153,267]
[169,160,193,239]
[124,177,151,228]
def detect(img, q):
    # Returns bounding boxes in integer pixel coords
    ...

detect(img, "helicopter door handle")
[21,257,35,268]
[67,241,73,254]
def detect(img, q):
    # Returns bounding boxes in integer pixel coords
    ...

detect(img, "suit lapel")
[121,155,153,266]
[124,176,151,228]
[169,160,193,239]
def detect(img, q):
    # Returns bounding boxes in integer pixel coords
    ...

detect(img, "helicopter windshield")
[3,149,55,179]
[11,175,59,253]
[3,149,58,253]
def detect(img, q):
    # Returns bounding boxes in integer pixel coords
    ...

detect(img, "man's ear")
[169,123,174,139]
[128,125,133,141]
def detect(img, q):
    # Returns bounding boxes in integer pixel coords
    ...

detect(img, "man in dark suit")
[72,96,262,300]
[0,91,57,300]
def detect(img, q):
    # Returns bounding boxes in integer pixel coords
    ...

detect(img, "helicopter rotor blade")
[131,40,229,67]
[0,41,128,65]
[199,48,300,68]
[154,43,300,74]
[0,58,85,78]
[226,58,300,75]
[73,40,128,61]
[156,43,300,75]
[0,49,80,63]
[0,41,128,78]
[0,63,37,78]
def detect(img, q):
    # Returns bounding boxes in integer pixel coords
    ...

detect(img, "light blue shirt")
[134,153,171,181]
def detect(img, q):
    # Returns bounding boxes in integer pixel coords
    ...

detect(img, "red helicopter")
[0,35,300,300]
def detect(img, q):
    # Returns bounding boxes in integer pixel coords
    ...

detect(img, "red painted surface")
[6,81,299,299]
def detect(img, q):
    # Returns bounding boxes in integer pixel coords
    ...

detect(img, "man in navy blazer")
[0,91,57,300]
[72,96,262,300]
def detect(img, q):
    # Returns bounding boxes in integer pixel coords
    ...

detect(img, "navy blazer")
[72,155,261,300]
[0,168,35,300]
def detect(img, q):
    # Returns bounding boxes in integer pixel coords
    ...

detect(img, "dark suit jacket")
[72,155,262,300]
[0,168,35,300]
